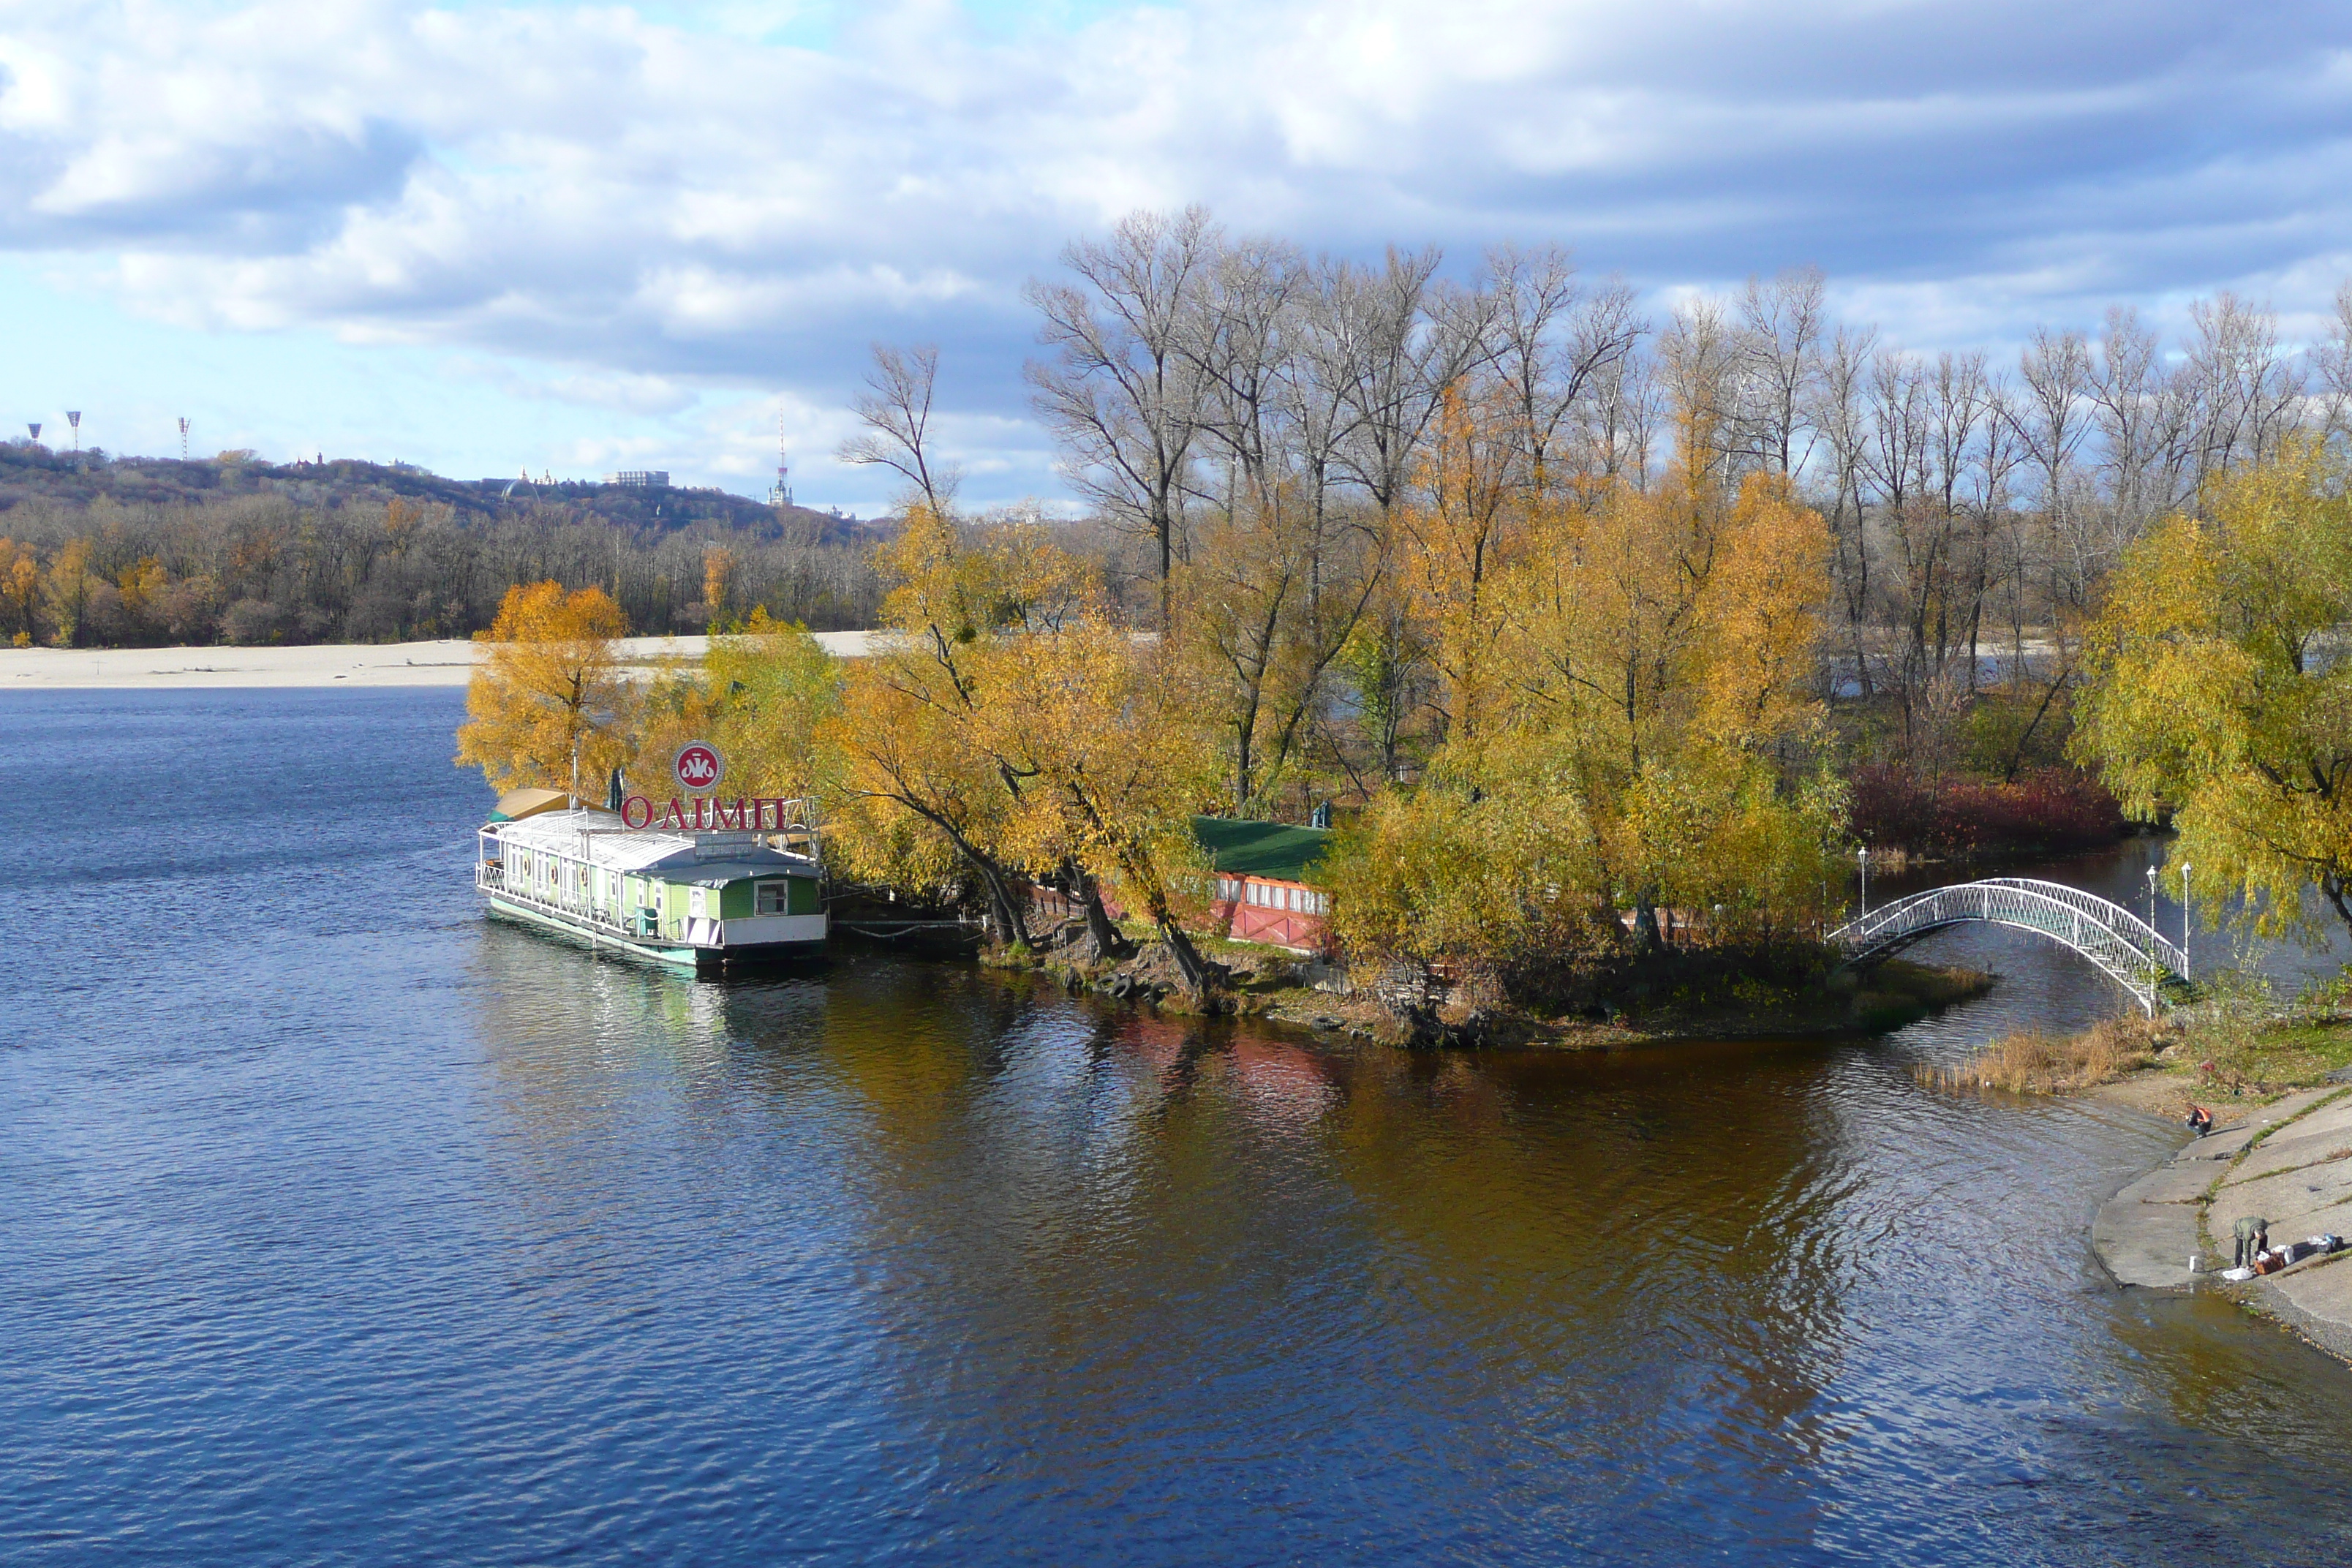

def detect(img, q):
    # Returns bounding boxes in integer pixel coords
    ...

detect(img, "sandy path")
[0,633,881,690]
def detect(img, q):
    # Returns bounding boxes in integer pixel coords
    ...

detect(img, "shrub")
[1850,764,2125,859]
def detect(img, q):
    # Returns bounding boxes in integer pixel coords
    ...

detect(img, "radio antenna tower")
[178,418,190,460]
[768,415,794,508]
[66,411,80,451]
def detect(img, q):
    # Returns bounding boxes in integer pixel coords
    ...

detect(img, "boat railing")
[476,863,663,941]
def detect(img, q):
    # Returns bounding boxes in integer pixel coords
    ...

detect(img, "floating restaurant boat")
[473,748,826,974]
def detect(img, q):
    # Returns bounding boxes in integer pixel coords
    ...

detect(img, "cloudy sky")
[3,0,2349,508]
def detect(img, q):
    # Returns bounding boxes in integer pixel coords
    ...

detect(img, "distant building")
[604,470,670,488]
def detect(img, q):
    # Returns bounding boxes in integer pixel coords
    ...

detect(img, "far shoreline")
[0,633,881,691]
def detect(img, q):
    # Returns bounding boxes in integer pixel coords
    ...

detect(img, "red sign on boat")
[673,742,723,791]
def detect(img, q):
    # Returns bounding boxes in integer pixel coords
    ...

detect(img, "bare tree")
[2183,293,2307,485]
[1807,323,1878,695]
[1026,206,1221,624]
[1735,266,1827,475]
[2313,280,2352,441]
[1322,246,1490,522]
[1484,244,1643,489]
[2013,327,2095,606]
[2089,306,2187,533]
[838,342,960,516]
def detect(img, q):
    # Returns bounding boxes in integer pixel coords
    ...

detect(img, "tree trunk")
[976,860,1030,949]
[1116,842,1218,1000]
[1081,872,1131,959]
[1155,915,1216,998]
[1630,889,1664,957]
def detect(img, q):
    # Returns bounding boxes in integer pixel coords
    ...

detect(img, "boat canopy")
[489,807,818,878]
[489,787,574,823]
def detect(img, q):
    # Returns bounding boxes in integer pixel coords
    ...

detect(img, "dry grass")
[1919,1014,2168,1096]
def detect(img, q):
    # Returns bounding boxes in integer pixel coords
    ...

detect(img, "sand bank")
[0,633,882,690]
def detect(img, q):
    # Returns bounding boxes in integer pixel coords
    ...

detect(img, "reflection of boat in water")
[475,789,826,976]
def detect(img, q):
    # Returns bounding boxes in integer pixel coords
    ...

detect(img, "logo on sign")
[673,741,724,791]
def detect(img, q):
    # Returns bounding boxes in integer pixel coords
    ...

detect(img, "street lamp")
[2179,862,2192,981]
[1858,845,1869,917]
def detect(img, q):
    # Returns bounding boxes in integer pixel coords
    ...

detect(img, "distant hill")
[0,442,884,545]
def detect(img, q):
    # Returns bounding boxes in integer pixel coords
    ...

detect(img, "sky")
[3,0,2351,510]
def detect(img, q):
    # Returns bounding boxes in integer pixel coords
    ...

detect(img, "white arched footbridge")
[1828,877,2187,1014]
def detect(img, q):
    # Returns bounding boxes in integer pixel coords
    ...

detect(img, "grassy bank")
[1928,971,2352,1104]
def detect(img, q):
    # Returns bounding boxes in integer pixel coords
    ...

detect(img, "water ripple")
[6,690,2352,1565]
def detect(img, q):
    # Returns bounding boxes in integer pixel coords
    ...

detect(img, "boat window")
[756,881,788,916]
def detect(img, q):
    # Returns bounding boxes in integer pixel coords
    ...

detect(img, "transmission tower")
[178,418,189,461]
[769,415,794,508]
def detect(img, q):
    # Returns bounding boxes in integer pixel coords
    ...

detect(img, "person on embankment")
[2235,1215,2271,1270]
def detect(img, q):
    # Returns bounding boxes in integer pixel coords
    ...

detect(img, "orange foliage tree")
[455,581,637,794]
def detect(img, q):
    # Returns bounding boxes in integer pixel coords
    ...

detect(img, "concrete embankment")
[2095,1085,2352,1363]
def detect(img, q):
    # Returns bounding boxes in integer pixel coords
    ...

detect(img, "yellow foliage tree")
[976,612,1226,994]
[454,581,637,795]
[1401,382,1528,754]
[0,539,40,645]
[1172,479,1385,815]
[2073,440,2352,941]
[43,538,96,648]
[1329,461,1844,988]
[821,506,1096,945]
[632,608,841,805]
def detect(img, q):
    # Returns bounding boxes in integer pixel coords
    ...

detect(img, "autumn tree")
[42,539,97,648]
[1401,381,1528,756]
[823,507,1096,946]
[632,608,840,805]
[455,581,637,795]
[1173,479,1382,815]
[1327,453,1843,996]
[0,539,39,644]
[2072,442,2352,941]
[976,612,1226,996]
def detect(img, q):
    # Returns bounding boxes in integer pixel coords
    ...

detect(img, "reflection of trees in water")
[1302,1041,1852,1478]
[725,963,1852,1526]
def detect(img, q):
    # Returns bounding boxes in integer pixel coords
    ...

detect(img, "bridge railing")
[1828,876,2185,1014]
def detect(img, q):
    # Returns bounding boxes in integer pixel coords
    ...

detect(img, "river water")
[6,689,2352,1566]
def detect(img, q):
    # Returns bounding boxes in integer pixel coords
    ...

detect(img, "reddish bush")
[1850,765,2126,859]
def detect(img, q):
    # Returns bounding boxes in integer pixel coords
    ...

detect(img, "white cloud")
[3,0,2350,496]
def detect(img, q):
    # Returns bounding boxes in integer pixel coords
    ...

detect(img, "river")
[5,688,2351,1565]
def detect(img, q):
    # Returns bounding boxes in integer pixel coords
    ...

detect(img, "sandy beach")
[0,633,882,690]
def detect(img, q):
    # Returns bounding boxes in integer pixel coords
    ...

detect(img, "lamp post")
[1858,845,1869,918]
[2146,864,2160,1009]
[2179,862,2191,982]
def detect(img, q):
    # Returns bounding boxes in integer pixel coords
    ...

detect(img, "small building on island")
[1194,815,1334,954]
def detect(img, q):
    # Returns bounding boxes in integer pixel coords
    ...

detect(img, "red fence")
[1025,877,1333,956]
